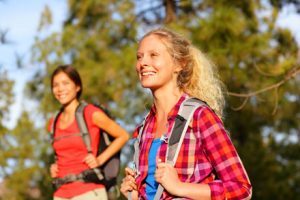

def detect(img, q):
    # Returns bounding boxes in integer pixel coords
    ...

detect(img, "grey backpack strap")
[50,109,63,162]
[75,101,92,153]
[128,112,150,200]
[166,98,205,165]
[75,102,106,179]
[132,117,146,172]
[50,108,64,142]
[132,111,151,174]
[154,98,205,200]
[128,130,142,200]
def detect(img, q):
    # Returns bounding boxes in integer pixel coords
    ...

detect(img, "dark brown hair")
[51,65,82,99]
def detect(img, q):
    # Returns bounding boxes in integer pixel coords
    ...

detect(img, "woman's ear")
[174,61,185,74]
[76,86,81,93]
[175,67,182,74]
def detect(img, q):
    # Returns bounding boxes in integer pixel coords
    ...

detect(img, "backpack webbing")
[75,102,93,154]
[50,102,119,190]
[129,97,206,200]
[50,102,92,153]
[74,102,106,181]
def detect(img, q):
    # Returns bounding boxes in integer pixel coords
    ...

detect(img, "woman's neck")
[62,99,80,115]
[151,88,183,138]
[152,88,183,119]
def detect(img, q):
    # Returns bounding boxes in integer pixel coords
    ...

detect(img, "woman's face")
[136,35,181,91]
[52,72,80,105]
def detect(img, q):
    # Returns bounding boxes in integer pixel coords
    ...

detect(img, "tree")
[0,71,14,179]
[0,111,51,200]
[0,3,49,199]
[136,1,300,199]
[26,0,299,199]
[0,10,15,190]
[30,0,146,123]
[27,0,145,198]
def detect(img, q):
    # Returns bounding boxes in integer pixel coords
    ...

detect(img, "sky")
[0,1,300,129]
[0,0,67,128]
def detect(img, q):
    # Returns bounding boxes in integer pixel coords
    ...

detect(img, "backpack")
[129,97,206,200]
[51,101,120,191]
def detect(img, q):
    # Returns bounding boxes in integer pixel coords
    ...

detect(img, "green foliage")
[1,0,297,199]
[1,111,52,200]
[29,0,148,122]
[0,71,14,175]
[0,71,14,122]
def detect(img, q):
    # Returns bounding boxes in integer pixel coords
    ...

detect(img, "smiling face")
[136,34,182,92]
[52,72,80,106]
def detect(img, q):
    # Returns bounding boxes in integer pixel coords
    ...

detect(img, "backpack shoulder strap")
[166,97,206,165]
[50,108,64,141]
[132,111,150,172]
[76,102,109,182]
[75,101,92,154]
[50,108,64,162]
[154,97,206,200]
[128,112,150,200]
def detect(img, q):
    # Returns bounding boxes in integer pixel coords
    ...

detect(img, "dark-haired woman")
[49,65,129,200]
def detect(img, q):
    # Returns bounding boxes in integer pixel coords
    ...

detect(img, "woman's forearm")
[174,182,211,200]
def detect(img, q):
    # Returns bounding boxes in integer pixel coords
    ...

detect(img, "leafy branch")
[228,65,300,114]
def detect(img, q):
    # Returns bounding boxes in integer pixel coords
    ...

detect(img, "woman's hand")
[50,163,58,178]
[83,153,101,168]
[120,167,138,200]
[155,160,182,196]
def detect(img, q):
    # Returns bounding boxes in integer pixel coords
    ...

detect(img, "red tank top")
[49,104,104,198]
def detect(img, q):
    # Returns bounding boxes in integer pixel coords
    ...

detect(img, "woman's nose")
[56,84,64,91]
[138,55,149,67]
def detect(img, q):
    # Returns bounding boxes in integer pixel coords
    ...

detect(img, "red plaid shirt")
[133,94,252,200]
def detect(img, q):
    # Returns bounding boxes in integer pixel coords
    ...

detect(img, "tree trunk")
[164,0,176,23]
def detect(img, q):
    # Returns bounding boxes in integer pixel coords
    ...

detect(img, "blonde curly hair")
[141,28,225,118]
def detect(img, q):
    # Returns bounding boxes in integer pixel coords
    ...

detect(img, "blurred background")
[0,0,299,199]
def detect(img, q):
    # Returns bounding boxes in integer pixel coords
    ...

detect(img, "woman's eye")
[63,81,70,85]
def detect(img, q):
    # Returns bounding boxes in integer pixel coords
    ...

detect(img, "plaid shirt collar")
[133,93,189,139]
[148,93,189,125]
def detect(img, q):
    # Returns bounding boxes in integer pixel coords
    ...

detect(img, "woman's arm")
[195,107,252,200]
[92,110,129,166]
[50,163,58,178]
[155,107,252,200]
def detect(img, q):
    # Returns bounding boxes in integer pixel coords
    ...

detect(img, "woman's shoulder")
[81,103,105,123]
[193,102,223,125]
[84,103,103,113]
[191,101,227,138]
[180,97,215,117]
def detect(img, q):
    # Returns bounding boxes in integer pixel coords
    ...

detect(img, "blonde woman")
[120,28,252,200]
